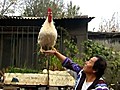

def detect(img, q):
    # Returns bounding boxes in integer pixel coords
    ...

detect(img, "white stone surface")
[4,71,75,86]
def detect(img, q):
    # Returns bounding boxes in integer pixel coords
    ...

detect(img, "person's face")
[83,57,98,74]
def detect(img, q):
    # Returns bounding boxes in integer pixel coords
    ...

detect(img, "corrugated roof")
[0,15,94,20]
[88,31,120,38]
[0,15,94,26]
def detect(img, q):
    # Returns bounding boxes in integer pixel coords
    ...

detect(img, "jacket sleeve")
[62,57,82,74]
[95,79,109,90]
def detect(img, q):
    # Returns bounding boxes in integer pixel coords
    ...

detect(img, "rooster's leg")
[51,46,56,51]
[40,47,45,53]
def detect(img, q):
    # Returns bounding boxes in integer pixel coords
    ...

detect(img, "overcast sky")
[66,0,120,31]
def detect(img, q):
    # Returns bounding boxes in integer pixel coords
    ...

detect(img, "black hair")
[92,55,107,78]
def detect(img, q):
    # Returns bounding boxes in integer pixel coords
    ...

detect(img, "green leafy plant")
[82,39,113,61]
[63,39,83,65]
[38,38,83,71]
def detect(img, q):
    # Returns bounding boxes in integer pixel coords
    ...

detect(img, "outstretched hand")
[43,49,66,63]
[43,50,57,56]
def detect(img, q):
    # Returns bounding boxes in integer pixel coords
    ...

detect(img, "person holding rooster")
[43,49,109,90]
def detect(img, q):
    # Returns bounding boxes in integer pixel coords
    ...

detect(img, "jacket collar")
[76,71,100,90]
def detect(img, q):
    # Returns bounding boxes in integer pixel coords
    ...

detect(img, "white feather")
[37,17,57,51]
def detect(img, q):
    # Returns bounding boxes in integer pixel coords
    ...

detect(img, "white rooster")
[37,8,58,52]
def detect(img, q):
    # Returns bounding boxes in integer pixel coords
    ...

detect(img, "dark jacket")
[62,57,109,90]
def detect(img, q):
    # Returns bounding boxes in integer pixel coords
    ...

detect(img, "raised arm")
[43,50,82,74]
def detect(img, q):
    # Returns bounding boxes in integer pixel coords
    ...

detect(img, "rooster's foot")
[52,47,57,51]
[40,48,46,53]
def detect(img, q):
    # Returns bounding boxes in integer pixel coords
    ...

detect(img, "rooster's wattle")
[37,8,58,52]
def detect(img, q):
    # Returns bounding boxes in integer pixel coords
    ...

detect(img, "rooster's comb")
[47,8,52,12]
